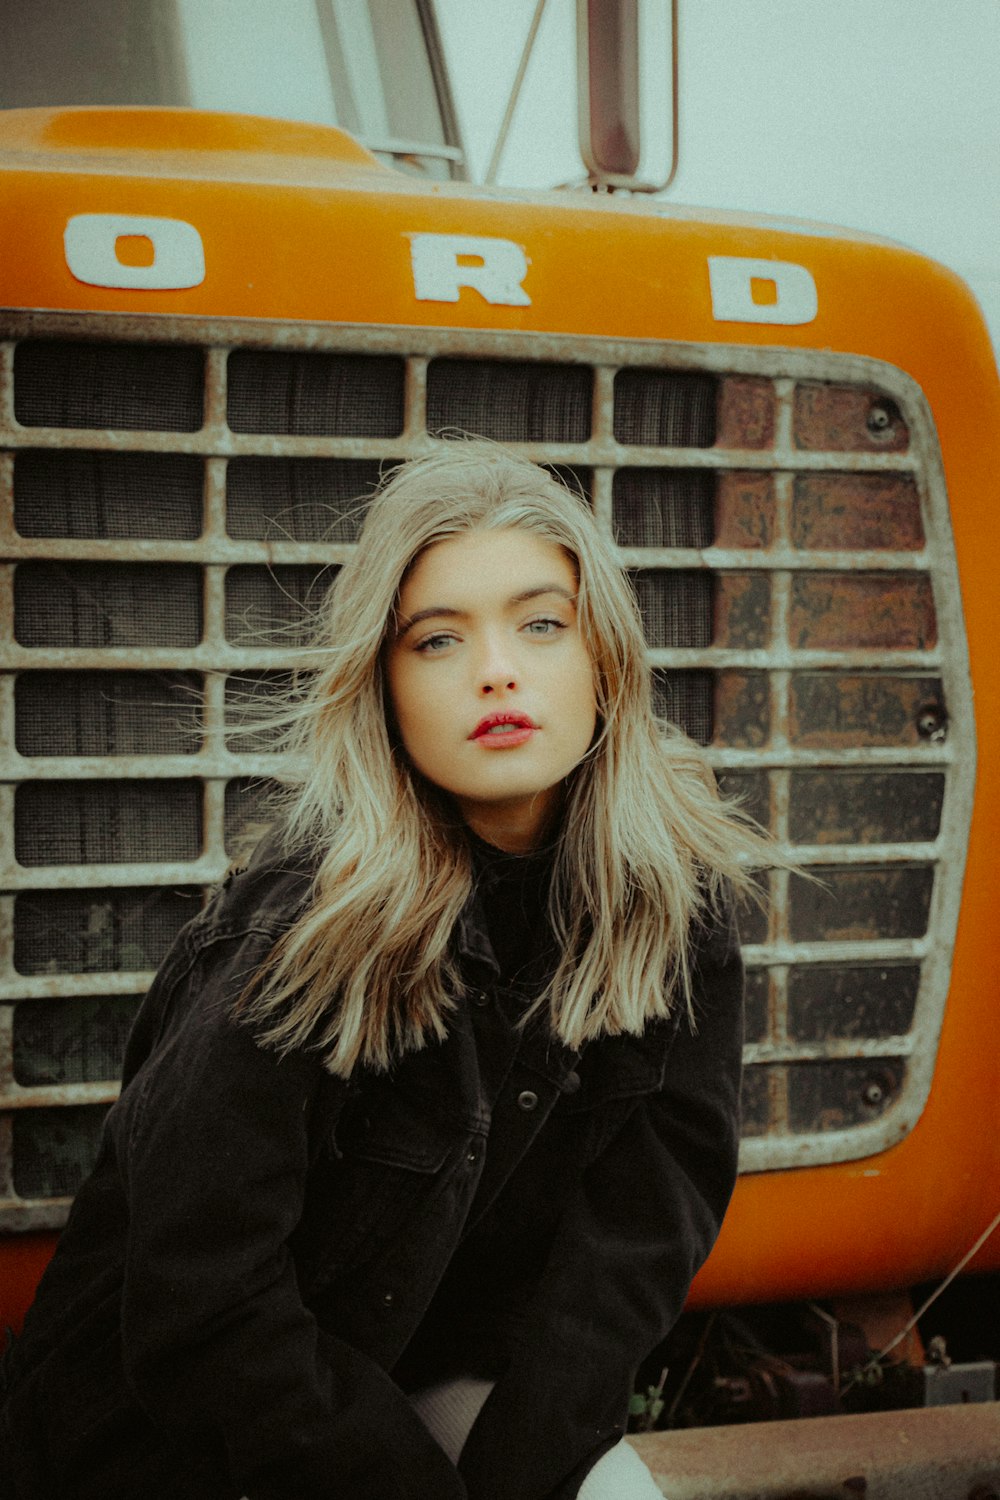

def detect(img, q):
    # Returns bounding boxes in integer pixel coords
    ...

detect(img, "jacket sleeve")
[457,904,745,1500]
[114,928,466,1500]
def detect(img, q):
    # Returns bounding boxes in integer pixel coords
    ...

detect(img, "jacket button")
[472,990,490,1008]
[517,1090,539,1112]
[382,1290,394,1309]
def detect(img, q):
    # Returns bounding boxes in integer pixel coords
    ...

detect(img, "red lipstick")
[469,711,538,748]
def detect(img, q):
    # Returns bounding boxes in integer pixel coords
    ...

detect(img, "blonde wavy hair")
[237,440,768,1076]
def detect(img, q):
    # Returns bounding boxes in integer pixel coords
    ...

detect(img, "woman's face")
[386,528,598,852]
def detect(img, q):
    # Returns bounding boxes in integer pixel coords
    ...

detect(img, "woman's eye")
[524,617,566,637]
[414,632,456,654]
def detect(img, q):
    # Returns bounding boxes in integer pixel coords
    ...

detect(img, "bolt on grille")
[0,314,974,1229]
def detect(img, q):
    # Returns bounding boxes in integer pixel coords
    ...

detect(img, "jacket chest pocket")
[550,1018,680,1160]
[299,1086,466,1291]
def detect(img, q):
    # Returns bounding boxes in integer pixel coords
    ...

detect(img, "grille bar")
[4,971,155,1002]
[4,861,226,891]
[0,1082,121,1110]
[745,1037,918,1064]
[0,427,922,469]
[0,311,974,1221]
[0,840,948,889]
[0,643,952,672]
[6,745,958,776]
[0,540,937,568]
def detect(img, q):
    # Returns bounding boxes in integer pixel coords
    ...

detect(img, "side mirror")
[577,0,676,191]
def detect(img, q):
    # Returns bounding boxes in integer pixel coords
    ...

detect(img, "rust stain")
[788,674,945,749]
[786,1059,905,1133]
[714,672,771,749]
[788,964,919,1044]
[792,473,924,551]
[787,769,945,846]
[739,1064,774,1137]
[717,767,772,828]
[716,375,777,451]
[793,383,910,454]
[715,573,772,650]
[789,575,937,652]
[715,471,776,549]
[789,866,933,944]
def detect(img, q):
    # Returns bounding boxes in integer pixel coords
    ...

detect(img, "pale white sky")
[434,0,1000,352]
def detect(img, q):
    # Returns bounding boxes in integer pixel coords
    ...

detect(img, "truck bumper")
[629,1402,1000,1499]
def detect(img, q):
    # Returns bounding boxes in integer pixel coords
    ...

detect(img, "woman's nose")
[477,633,517,695]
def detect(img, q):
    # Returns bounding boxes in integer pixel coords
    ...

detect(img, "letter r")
[410,234,531,306]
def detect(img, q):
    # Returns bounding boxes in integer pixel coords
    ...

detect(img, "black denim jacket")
[0,840,744,1500]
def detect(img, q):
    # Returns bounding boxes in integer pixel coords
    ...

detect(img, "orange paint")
[0,1233,57,1332]
[750,276,779,305]
[2,107,999,1323]
[114,234,156,267]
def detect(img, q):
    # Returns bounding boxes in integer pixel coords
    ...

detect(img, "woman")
[1,442,765,1500]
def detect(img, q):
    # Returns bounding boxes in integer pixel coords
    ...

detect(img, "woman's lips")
[469,713,538,748]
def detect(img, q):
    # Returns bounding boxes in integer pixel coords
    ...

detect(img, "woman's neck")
[457,790,563,854]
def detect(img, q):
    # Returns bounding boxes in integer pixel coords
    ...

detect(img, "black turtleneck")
[391,833,563,1395]
[465,828,557,989]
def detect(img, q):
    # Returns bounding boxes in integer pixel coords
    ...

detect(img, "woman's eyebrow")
[395,604,466,638]
[509,584,577,607]
[396,585,576,639]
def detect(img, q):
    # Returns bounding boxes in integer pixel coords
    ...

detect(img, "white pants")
[410,1377,663,1499]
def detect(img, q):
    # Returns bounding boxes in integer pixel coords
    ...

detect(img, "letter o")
[64,213,206,290]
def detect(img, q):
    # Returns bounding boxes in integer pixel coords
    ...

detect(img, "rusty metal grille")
[0,312,974,1228]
